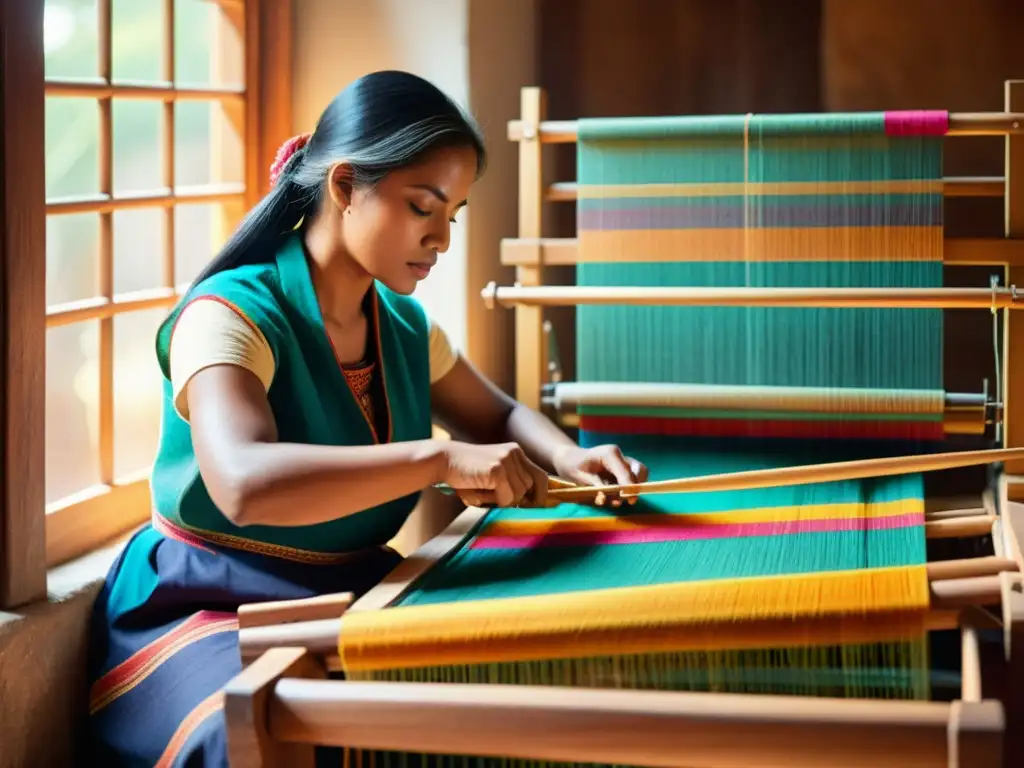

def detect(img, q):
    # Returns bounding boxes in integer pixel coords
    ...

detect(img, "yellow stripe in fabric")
[338,565,931,673]
[576,180,944,199]
[577,226,943,263]
[478,498,923,538]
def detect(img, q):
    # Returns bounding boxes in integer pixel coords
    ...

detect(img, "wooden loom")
[223,83,1024,768]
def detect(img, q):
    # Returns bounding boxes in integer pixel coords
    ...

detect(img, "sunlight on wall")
[292,0,470,354]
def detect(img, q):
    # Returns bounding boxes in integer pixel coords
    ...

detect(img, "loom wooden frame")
[221,82,1024,767]
[225,482,1024,768]
[494,85,1024,491]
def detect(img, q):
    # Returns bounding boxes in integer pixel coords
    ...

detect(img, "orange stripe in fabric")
[577,226,943,263]
[576,180,945,199]
[154,690,225,768]
[89,612,238,715]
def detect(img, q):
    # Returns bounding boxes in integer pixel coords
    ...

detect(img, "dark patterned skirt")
[85,521,402,766]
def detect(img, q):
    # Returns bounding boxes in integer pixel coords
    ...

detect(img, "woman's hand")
[441,440,549,508]
[552,444,649,506]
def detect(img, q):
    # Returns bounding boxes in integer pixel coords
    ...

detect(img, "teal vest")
[150,234,434,560]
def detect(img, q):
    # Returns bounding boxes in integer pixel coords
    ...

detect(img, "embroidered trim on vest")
[152,511,378,565]
[341,360,375,425]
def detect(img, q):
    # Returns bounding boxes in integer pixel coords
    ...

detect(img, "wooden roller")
[544,447,1024,505]
[481,283,1022,311]
[542,381,989,436]
[505,111,1024,143]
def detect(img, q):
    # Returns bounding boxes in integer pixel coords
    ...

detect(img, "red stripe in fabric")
[470,512,925,550]
[576,414,944,441]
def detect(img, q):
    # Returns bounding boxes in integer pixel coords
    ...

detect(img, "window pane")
[112,0,163,83]
[114,209,166,293]
[46,97,99,200]
[175,0,243,89]
[44,0,99,80]
[173,204,216,285]
[46,322,100,505]
[114,308,166,479]
[47,214,100,306]
[175,101,243,187]
[113,99,164,194]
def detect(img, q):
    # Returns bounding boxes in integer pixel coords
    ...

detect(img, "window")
[0,0,291,600]
[42,0,252,567]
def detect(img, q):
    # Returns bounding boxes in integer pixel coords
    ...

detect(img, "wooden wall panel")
[823,0,1024,404]
[0,0,47,609]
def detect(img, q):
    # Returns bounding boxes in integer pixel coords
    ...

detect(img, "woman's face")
[332,145,478,295]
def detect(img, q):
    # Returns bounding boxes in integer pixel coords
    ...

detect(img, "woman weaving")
[84,70,646,766]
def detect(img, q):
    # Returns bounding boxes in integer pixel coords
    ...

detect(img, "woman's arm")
[188,364,549,525]
[187,364,450,527]
[431,356,646,488]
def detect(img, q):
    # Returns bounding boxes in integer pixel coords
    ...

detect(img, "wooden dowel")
[267,679,999,768]
[927,494,988,513]
[237,592,354,631]
[925,556,1018,581]
[925,516,997,539]
[508,113,1024,143]
[499,236,1024,270]
[482,283,1022,311]
[238,617,339,663]
[945,176,1007,197]
[948,112,1024,135]
[543,381,985,437]
[545,447,1024,504]
[926,507,989,521]
[962,626,983,702]
[930,575,1002,609]
[543,381,985,417]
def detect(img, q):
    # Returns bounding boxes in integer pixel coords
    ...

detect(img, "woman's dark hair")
[190,70,486,286]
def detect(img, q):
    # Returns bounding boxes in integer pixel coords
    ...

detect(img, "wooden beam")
[945,238,1024,267]
[508,114,1024,143]
[0,0,46,608]
[265,679,1002,768]
[514,88,546,409]
[44,477,151,567]
[224,647,323,768]
[1005,82,1024,476]
[45,183,245,216]
[501,237,1024,269]
[257,0,293,200]
[245,0,293,205]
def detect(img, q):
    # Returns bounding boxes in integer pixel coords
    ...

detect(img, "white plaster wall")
[292,0,471,353]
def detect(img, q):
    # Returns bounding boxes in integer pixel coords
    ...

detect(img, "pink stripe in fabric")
[470,512,925,550]
[884,110,949,136]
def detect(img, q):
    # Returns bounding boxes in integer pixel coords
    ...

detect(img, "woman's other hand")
[552,444,649,506]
